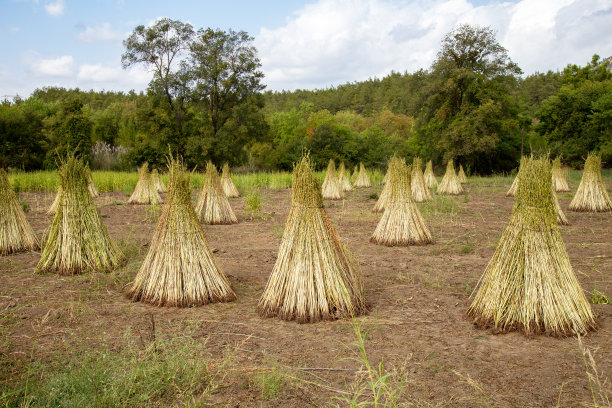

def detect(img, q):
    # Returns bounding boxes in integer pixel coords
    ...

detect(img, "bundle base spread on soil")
[257,155,365,323]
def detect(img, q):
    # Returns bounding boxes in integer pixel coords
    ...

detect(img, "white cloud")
[44,0,65,17]
[255,0,612,91]
[76,23,124,42]
[23,54,74,77]
[77,63,151,88]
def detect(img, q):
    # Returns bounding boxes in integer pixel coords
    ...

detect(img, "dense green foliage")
[1,22,610,173]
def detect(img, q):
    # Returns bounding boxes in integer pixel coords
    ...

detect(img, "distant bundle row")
[0,169,40,255]
[438,160,463,195]
[321,159,344,200]
[36,155,124,275]
[128,156,236,306]
[468,156,595,336]
[569,153,611,212]
[196,162,238,224]
[257,155,365,322]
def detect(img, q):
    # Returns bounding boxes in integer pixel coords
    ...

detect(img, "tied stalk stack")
[569,153,612,212]
[36,155,124,275]
[321,159,344,200]
[371,160,433,246]
[151,169,167,193]
[506,157,526,197]
[196,162,238,224]
[553,184,569,225]
[411,157,433,202]
[373,155,402,213]
[457,164,467,183]
[438,160,463,195]
[552,158,569,192]
[338,162,353,192]
[85,165,99,198]
[128,156,236,306]
[221,163,240,198]
[423,160,438,190]
[468,156,595,336]
[128,163,162,205]
[0,169,40,255]
[354,162,371,188]
[257,155,365,323]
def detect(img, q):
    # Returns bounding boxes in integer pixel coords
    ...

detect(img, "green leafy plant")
[243,188,267,220]
[590,289,610,305]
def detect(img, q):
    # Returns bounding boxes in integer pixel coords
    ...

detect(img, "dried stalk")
[321,159,344,200]
[423,160,438,189]
[0,169,40,255]
[507,157,526,197]
[221,163,240,198]
[354,162,371,188]
[338,162,353,192]
[257,154,365,323]
[552,158,570,192]
[151,169,167,193]
[128,163,162,205]
[373,156,403,213]
[438,160,463,195]
[128,156,236,306]
[195,162,238,224]
[411,157,433,202]
[468,156,595,336]
[458,164,467,183]
[85,165,99,198]
[569,153,612,212]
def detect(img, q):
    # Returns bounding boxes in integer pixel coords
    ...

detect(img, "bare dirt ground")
[1,179,611,407]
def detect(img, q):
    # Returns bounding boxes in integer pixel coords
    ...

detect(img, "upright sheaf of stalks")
[128,163,162,205]
[355,162,371,188]
[36,156,124,275]
[553,185,569,225]
[569,153,612,212]
[371,162,433,246]
[257,155,365,323]
[128,156,236,306]
[151,169,167,193]
[411,157,433,202]
[351,165,359,183]
[438,160,463,195]
[47,186,62,215]
[220,163,240,198]
[338,162,353,192]
[321,159,344,200]
[468,156,595,336]
[507,157,526,197]
[424,160,438,190]
[85,165,99,198]
[195,162,238,224]
[373,156,402,213]
[0,169,40,255]
[552,158,569,192]
[457,164,467,183]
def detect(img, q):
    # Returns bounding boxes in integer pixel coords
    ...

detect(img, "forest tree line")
[1,22,610,174]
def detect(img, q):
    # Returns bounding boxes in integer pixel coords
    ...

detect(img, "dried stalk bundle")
[569,153,612,212]
[458,164,467,183]
[321,159,344,200]
[351,165,359,183]
[128,156,236,306]
[257,155,365,322]
[85,165,99,198]
[438,160,463,195]
[36,156,124,275]
[220,163,240,198]
[373,156,402,213]
[0,169,40,255]
[552,158,569,192]
[371,161,433,246]
[468,156,595,336]
[411,157,432,202]
[47,186,61,215]
[338,162,353,192]
[354,162,371,188]
[195,162,238,224]
[553,184,569,225]
[151,169,167,193]
[128,163,162,205]
[423,160,438,189]
[507,157,526,197]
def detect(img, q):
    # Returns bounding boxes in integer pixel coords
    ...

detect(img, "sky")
[1,0,611,98]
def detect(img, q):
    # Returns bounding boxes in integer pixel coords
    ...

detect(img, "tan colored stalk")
[128,163,162,205]
[221,163,240,198]
[373,156,402,213]
[85,165,99,198]
[36,156,124,275]
[423,160,438,189]
[47,186,61,215]
[371,161,433,246]
[569,153,612,212]
[438,160,463,195]
[458,164,467,183]
[338,162,353,192]
[151,169,167,193]
[553,184,569,225]
[257,155,365,323]
[195,162,238,224]
[351,165,359,183]
[321,159,344,200]
[552,158,569,192]
[0,169,40,255]
[468,156,595,336]
[411,157,432,202]
[506,173,519,196]
[128,156,236,306]
[354,162,371,188]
